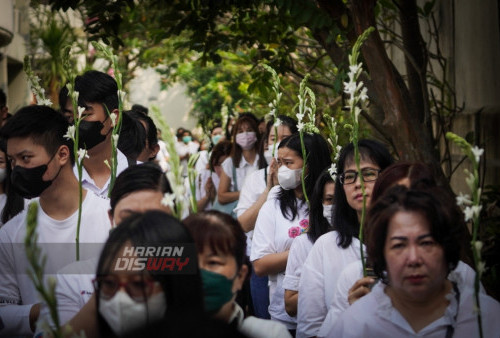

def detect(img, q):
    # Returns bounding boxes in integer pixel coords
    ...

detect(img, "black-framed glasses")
[339,168,381,185]
[92,275,158,302]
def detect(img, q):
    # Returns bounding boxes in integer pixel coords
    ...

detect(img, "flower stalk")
[262,64,282,157]
[344,27,374,277]
[446,132,484,338]
[91,41,124,197]
[23,56,53,107]
[187,152,200,213]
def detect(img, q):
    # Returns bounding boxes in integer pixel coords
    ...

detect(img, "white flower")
[474,241,483,253]
[465,172,475,191]
[328,163,337,182]
[174,185,185,200]
[296,112,305,122]
[477,261,486,277]
[270,108,276,117]
[354,106,362,120]
[343,80,356,97]
[456,192,472,206]
[268,102,273,108]
[297,121,305,132]
[471,146,484,163]
[161,193,176,208]
[64,125,75,140]
[359,87,368,102]
[274,118,282,127]
[77,106,85,119]
[112,134,119,146]
[38,98,52,107]
[77,148,89,162]
[104,159,111,170]
[472,205,482,218]
[72,91,79,102]
[118,90,126,102]
[464,206,474,222]
[166,172,177,186]
[110,113,117,127]
[349,63,361,77]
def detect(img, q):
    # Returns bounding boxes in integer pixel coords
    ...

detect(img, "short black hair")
[131,104,149,115]
[0,105,75,165]
[74,70,118,112]
[109,162,172,215]
[128,110,158,150]
[0,89,6,107]
[117,111,147,161]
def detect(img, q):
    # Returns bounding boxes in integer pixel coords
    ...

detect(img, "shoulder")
[0,208,28,242]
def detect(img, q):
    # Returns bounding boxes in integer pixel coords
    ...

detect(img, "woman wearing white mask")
[283,169,335,317]
[93,211,205,337]
[250,133,331,334]
[216,114,267,216]
[234,115,297,319]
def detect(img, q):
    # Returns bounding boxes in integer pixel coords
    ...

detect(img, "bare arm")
[217,170,239,204]
[252,250,289,277]
[284,290,298,317]
[65,294,98,338]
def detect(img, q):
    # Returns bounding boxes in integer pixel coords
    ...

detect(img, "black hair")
[183,210,247,269]
[117,111,147,161]
[0,105,75,165]
[307,170,334,243]
[0,89,6,107]
[277,133,332,220]
[128,110,159,154]
[230,115,266,170]
[131,104,149,115]
[74,70,118,112]
[366,185,462,282]
[96,211,204,337]
[261,115,298,164]
[333,139,394,248]
[109,162,172,216]
[209,140,232,171]
[0,139,24,224]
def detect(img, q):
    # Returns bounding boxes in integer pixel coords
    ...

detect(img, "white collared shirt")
[220,155,260,192]
[73,149,128,198]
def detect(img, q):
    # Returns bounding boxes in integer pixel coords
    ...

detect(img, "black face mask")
[10,153,61,199]
[78,116,109,150]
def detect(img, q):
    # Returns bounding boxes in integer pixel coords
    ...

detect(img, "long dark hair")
[277,133,331,220]
[307,170,334,243]
[333,139,394,248]
[230,115,266,169]
[95,211,204,337]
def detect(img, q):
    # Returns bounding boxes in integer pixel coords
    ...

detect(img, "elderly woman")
[328,186,500,337]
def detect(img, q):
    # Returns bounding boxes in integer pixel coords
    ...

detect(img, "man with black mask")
[59,70,129,197]
[0,105,111,336]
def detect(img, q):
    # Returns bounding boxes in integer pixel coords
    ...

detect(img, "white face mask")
[278,165,302,190]
[0,168,6,183]
[323,204,335,226]
[263,142,279,165]
[235,131,257,150]
[99,290,166,336]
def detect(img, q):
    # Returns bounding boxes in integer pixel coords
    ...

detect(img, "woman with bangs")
[250,132,332,334]
[183,210,291,338]
[297,139,393,337]
[216,114,267,216]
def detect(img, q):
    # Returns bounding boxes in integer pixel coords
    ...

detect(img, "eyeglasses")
[92,275,158,302]
[339,168,381,185]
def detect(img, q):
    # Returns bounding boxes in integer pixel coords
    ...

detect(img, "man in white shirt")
[59,70,128,197]
[0,105,111,336]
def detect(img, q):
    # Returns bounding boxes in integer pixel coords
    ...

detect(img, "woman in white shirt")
[329,185,500,337]
[297,139,393,337]
[250,133,331,334]
[217,114,267,216]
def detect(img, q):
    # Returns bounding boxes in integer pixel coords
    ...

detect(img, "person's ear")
[107,209,114,228]
[149,143,160,159]
[56,145,70,166]
[233,264,248,292]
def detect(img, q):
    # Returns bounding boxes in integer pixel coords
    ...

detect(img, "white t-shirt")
[296,231,362,337]
[318,259,484,337]
[0,192,111,336]
[74,149,128,198]
[0,193,6,227]
[220,155,260,193]
[195,149,210,174]
[250,196,309,329]
[327,280,500,338]
[283,233,314,292]
[155,140,169,172]
[229,303,292,338]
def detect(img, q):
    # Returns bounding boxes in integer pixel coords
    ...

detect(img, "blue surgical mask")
[182,136,192,144]
[212,134,222,145]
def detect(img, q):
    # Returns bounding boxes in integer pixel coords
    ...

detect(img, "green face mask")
[200,269,235,314]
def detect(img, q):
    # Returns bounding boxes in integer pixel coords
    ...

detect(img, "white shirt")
[195,149,210,174]
[73,149,128,198]
[220,155,260,193]
[318,260,485,337]
[155,139,169,172]
[0,193,6,227]
[283,233,313,292]
[229,303,292,338]
[327,280,500,338]
[0,192,110,336]
[250,196,309,329]
[234,167,269,256]
[296,231,362,337]
[175,141,198,177]
[195,169,220,211]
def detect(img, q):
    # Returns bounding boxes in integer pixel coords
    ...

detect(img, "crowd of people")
[0,70,499,338]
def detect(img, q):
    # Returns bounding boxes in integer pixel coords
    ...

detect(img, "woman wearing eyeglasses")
[92,211,206,337]
[297,139,393,337]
